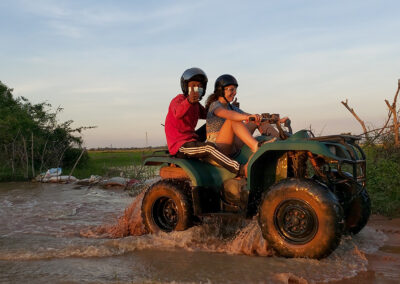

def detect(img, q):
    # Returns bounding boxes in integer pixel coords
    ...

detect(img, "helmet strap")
[223,95,233,110]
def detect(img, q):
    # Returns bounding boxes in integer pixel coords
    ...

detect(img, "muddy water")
[0,182,395,284]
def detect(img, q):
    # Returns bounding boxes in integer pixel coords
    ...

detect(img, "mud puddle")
[0,182,398,283]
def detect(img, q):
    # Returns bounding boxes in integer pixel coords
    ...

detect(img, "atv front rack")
[329,159,366,186]
[308,135,366,187]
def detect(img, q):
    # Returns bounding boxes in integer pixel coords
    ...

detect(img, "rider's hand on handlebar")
[247,114,262,125]
[279,116,289,124]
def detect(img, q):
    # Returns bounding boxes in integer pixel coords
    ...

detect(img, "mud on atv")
[141,116,370,259]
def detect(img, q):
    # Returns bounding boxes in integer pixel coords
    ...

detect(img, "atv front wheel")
[258,178,344,259]
[344,187,371,234]
[330,171,371,235]
[141,180,193,233]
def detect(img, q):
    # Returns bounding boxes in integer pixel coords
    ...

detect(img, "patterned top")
[206,101,244,143]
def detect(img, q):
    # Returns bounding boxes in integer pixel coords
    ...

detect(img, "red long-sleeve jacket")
[165,94,206,155]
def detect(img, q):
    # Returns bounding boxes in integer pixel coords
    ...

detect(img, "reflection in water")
[0,182,389,283]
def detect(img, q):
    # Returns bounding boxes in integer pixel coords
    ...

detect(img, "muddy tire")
[330,171,371,235]
[141,180,193,233]
[344,187,371,235]
[258,178,344,259]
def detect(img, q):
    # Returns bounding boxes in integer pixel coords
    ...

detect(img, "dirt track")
[329,215,400,284]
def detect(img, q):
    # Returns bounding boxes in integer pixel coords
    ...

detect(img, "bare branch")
[341,99,369,140]
[370,110,392,143]
[385,99,392,109]
[387,79,400,147]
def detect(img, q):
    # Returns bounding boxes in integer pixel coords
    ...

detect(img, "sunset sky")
[1,0,399,147]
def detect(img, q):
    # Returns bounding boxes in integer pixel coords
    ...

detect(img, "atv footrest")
[198,212,245,218]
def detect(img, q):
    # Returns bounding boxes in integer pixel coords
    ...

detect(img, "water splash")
[80,191,147,238]
[102,217,273,257]
[227,220,271,256]
[79,185,272,255]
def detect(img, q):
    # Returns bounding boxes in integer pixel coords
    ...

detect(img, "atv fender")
[246,130,352,190]
[144,156,236,187]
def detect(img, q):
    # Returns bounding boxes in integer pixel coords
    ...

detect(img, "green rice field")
[67,149,163,180]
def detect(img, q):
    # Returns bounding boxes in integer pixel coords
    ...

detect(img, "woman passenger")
[205,74,286,157]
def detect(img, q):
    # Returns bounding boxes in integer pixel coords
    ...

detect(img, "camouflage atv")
[141,115,370,259]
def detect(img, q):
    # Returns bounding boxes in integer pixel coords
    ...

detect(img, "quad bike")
[141,114,370,259]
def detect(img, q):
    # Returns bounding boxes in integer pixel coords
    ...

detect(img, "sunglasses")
[224,87,237,92]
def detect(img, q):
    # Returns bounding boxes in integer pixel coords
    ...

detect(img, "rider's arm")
[231,104,251,116]
[214,106,249,122]
[171,96,192,119]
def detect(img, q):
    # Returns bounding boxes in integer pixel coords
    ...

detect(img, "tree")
[0,80,93,180]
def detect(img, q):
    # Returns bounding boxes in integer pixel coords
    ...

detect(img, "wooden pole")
[11,141,15,175]
[39,136,49,174]
[31,132,35,177]
[68,148,86,182]
[21,136,29,178]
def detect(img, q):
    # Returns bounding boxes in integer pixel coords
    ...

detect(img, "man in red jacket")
[165,67,241,174]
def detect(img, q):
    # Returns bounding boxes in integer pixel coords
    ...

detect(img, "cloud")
[17,0,205,37]
[49,21,83,38]
[69,86,131,95]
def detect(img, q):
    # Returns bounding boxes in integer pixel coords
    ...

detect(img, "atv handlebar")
[248,113,280,124]
[249,113,291,140]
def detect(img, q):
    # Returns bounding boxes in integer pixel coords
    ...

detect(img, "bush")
[365,145,400,216]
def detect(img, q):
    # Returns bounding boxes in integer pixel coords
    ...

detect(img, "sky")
[1,0,399,148]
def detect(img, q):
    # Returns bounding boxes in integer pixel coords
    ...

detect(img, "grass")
[0,169,26,182]
[64,149,161,180]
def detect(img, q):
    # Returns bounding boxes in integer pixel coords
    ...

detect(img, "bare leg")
[214,120,235,155]
[215,120,259,155]
[234,122,258,151]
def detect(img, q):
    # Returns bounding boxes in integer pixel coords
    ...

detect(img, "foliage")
[0,81,92,181]
[364,145,400,216]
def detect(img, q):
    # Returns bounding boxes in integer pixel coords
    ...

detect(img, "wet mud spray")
[80,191,148,238]
[81,190,272,256]
[80,191,273,256]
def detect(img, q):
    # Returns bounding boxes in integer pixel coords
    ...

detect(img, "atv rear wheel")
[141,180,193,233]
[258,178,344,259]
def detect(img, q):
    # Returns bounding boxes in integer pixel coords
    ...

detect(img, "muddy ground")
[330,215,400,284]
